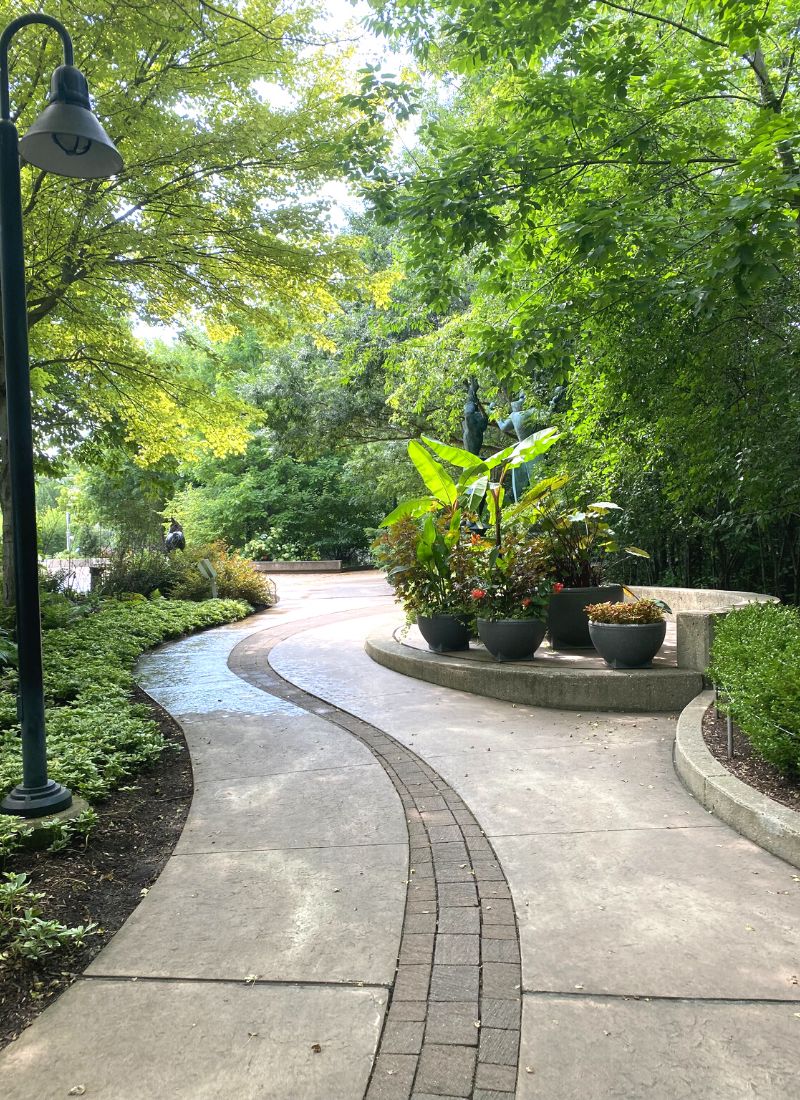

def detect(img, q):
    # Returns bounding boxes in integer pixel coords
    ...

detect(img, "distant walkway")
[2,572,798,1099]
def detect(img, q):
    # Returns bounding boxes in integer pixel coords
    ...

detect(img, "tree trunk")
[0,367,15,606]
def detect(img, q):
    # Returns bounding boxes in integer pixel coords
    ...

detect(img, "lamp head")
[18,64,122,178]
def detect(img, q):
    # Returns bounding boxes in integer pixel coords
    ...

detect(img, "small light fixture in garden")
[0,14,122,817]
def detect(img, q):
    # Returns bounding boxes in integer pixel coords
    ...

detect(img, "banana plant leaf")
[408,439,457,505]
[380,495,438,527]
[421,436,489,472]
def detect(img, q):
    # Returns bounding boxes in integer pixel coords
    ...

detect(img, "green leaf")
[624,545,650,558]
[459,472,489,509]
[408,440,457,505]
[380,496,438,527]
[422,436,488,471]
[501,428,561,473]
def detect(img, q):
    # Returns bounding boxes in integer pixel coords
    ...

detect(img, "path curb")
[366,634,702,714]
[674,690,800,869]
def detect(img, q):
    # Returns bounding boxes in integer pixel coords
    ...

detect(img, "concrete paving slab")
[0,978,386,1100]
[426,740,714,836]
[176,762,406,853]
[519,994,800,1099]
[269,617,680,753]
[88,842,406,983]
[178,709,377,785]
[495,827,800,1000]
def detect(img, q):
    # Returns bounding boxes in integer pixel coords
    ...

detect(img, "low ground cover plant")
[0,872,96,963]
[708,603,800,775]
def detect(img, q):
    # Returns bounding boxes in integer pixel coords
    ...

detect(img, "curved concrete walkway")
[2,572,799,1100]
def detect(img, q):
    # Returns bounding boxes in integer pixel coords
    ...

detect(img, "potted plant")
[373,513,474,651]
[525,487,649,649]
[469,532,554,661]
[374,430,561,653]
[585,597,669,669]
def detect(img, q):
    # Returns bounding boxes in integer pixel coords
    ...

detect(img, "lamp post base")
[0,779,72,817]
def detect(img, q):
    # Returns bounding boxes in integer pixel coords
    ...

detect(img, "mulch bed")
[0,686,192,1050]
[702,705,800,813]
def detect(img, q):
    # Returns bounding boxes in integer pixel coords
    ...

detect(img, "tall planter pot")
[588,620,667,669]
[416,614,471,654]
[547,584,623,649]
[477,618,547,662]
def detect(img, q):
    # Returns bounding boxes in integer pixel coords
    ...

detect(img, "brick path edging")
[228,611,524,1100]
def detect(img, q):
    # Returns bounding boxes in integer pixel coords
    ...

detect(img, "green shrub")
[708,603,800,774]
[0,597,250,852]
[94,549,179,599]
[169,543,276,606]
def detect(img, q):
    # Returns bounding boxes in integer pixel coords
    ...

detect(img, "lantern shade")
[18,64,122,179]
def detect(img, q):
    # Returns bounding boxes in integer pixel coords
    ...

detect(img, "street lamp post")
[0,13,122,817]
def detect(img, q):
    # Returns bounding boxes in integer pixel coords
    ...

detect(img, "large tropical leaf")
[380,496,437,527]
[459,472,489,510]
[624,545,650,558]
[506,474,569,517]
[422,436,488,472]
[484,426,560,471]
[408,439,458,505]
[504,428,561,472]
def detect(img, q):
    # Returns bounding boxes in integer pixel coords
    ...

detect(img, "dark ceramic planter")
[588,620,667,669]
[547,584,624,649]
[416,614,471,653]
[477,618,547,662]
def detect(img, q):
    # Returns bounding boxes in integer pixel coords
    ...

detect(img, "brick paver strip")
[229,612,523,1100]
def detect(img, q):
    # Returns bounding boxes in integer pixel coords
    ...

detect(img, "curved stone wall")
[628,585,778,617]
[627,585,778,675]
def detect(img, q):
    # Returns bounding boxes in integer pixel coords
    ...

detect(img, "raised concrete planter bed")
[252,560,343,573]
[675,691,800,869]
[365,634,702,713]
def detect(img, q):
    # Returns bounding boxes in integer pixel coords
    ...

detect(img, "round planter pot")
[477,618,547,662]
[547,584,623,649]
[416,614,471,653]
[588,620,667,669]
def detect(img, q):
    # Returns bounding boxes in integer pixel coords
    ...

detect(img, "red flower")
[553,582,565,593]
[470,533,481,544]
[471,588,486,599]
[521,597,532,608]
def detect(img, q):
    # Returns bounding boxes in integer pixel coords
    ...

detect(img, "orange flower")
[521,597,532,608]
[471,588,486,599]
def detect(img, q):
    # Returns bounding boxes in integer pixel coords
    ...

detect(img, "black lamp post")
[0,14,122,817]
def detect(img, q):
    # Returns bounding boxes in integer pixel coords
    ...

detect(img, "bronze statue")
[495,393,543,502]
[165,517,186,553]
[462,377,489,456]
